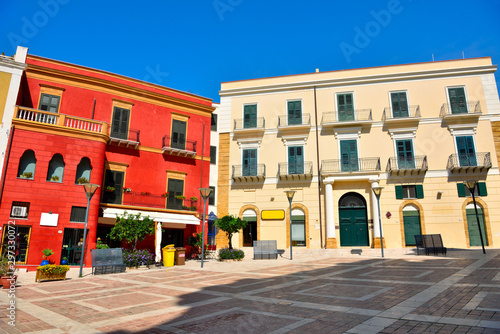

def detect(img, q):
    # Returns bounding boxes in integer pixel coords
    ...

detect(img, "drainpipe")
[314,86,324,248]
[0,125,15,204]
[91,98,96,119]
[199,122,206,217]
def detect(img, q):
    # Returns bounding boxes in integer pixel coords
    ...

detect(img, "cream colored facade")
[218,58,500,250]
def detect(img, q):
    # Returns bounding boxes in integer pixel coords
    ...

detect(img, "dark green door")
[456,136,476,167]
[340,140,358,172]
[288,101,302,125]
[244,104,257,128]
[61,228,88,265]
[288,146,304,174]
[242,217,257,247]
[339,207,368,246]
[391,92,409,118]
[338,93,354,121]
[466,208,488,246]
[403,210,421,246]
[242,149,257,176]
[171,119,186,149]
[448,87,467,114]
[396,139,415,169]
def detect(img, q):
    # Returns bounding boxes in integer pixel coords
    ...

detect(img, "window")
[171,119,187,150]
[391,92,409,118]
[211,114,217,131]
[340,140,358,172]
[448,87,467,114]
[288,146,304,174]
[167,179,184,210]
[110,107,130,140]
[337,93,354,121]
[10,202,29,219]
[102,170,124,204]
[291,210,306,247]
[287,100,302,125]
[243,104,257,128]
[455,136,476,166]
[38,93,60,113]
[208,186,215,206]
[395,185,424,199]
[70,206,87,222]
[457,183,487,197]
[75,157,92,184]
[46,154,65,182]
[17,150,36,179]
[396,139,414,169]
[242,149,257,176]
[210,146,217,165]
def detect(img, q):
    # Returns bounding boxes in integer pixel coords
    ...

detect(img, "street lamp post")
[80,183,100,278]
[285,190,296,260]
[372,186,384,258]
[464,181,486,254]
[199,187,213,268]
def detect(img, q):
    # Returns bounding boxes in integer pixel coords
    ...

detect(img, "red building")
[0,54,213,269]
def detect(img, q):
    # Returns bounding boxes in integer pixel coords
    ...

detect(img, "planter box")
[35,269,67,283]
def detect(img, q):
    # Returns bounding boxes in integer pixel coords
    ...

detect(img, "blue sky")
[1,0,499,102]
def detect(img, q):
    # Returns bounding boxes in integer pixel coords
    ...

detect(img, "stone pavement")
[1,249,500,334]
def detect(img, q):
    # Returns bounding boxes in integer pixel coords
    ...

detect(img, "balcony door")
[396,139,415,169]
[167,179,184,210]
[171,119,186,150]
[288,146,304,175]
[111,107,130,140]
[287,100,302,125]
[340,140,358,172]
[242,149,257,176]
[243,104,257,128]
[391,92,409,118]
[102,170,124,204]
[456,136,476,167]
[337,93,354,122]
[448,87,467,114]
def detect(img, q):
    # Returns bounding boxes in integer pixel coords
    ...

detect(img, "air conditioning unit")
[12,206,27,218]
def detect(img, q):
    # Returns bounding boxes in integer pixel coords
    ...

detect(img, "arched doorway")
[466,203,488,246]
[242,209,257,247]
[291,208,306,247]
[403,204,421,246]
[339,192,368,246]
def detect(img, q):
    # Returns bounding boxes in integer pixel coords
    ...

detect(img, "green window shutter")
[457,183,466,197]
[478,182,488,196]
[416,185,424,199]
[395,186,403,199]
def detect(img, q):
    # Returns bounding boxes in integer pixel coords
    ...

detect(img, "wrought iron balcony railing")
[321,157,381,174]
[108,191,199,211]
[110,128,140,142]
[387,156,428,172]
[321,109,372,125]
[440,101,481,117]
[447,152,491,170]
[278,114,311,127]
[234,117,265,130]
[15,106,108,135]
[382,105,421,121]
[232,164,266,181]
[278,161,313,177]
[161,135,197,158]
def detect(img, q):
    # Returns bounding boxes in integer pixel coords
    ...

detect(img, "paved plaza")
[1,249,500,334]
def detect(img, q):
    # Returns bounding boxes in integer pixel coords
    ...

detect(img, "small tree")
[214,215,248,249]
[108,211,155,251]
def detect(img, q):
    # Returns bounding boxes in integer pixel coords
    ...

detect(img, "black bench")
[91,248,127,275]
[253,240,279,260]
[414,234,447,256]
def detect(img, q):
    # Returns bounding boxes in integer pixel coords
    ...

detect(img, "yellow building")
[217,57,500,251]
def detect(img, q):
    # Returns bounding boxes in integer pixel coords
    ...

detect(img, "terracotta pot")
[1,276,17,289]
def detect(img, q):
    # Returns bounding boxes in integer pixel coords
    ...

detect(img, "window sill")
[47,180,62,183]
[9,217,28,220]
[17,177,34,181]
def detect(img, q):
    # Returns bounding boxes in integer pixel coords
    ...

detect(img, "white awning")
[102,208,200,225]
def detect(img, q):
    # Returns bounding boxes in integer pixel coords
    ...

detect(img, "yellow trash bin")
[162,244,176,267]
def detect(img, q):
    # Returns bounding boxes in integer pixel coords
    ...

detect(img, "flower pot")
[61,259,68,265]
[1,275,17,289]
[41,260,49,266]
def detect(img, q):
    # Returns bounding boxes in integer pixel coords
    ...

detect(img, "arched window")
[291,208,306,246]
[47,154,65,182]
[75,157,92,184]
[18,150,36,179]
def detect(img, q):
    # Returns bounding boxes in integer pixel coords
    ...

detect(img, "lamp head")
[464,180,478,191]
[82,183,100,200]
[285,190,296,203]
[199,187,213,200]
[372,186,383,197]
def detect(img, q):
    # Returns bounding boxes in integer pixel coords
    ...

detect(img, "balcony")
[233,117,265,137]
[278,114,311,133]
[321,109,372,128]
[447,152,491,172]
[387,156,428,175]
[382,105,421,127]
[106,191,199,212]
[161,136,197,158]
[232,164,266,182]
[321,157,381,175]
[440,101,481,124]
[278,161,313,180]
[14,106,108,136]
[109,129,140,149]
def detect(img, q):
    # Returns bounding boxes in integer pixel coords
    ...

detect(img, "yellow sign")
[261,210,285,220]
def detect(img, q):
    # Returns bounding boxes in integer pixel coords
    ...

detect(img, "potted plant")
[60,257,68,265]
[141,191,151,196]
[0,258,17,289]
[50,175,60,182]
[182,205,189,210]
[35,264,70,283]
[20,172,33,179]
[105,186,115,192]
[123,187,132,193]
[175,195,185,200]
[190,197,198,202]
[76,177,89,184]
[190,206,197,211]
[161,192,169,198]
[41,248,53,265]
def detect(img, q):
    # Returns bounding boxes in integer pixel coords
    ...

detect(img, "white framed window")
[11,201,29,219]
